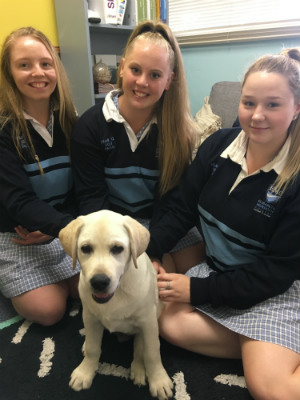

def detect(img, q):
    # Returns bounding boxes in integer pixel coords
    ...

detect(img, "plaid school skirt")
[0,232,80,298]
[137,217,202,253]
[186,263,300,354]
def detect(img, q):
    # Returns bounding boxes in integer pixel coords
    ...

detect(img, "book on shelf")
[88,0,118,24]
[155,0,160,21]
[159,0,168,23]
[117,0,127,24]
[94,82,117,95]
[105,0,118,24]
[147,0,156,21]
[123,0,162,25]
[123,0,146,25]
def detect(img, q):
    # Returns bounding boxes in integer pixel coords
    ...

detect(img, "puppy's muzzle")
[90,274,114,304]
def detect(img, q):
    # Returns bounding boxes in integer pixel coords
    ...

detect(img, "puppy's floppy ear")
[59,217,84,270]
[123,216,150,269]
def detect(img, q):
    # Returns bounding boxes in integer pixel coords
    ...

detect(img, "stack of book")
[88,0,168,25]
[94,82,117,95]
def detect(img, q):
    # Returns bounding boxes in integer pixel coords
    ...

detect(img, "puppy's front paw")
[130,360,147,386]
[69,362,96,391]
[149,369,173,400]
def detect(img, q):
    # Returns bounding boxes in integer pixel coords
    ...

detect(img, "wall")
[182,37,300,116]
[0,0,58,47]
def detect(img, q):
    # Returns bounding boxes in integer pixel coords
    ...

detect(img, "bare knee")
[33,302,66,326]
[241,338,300,400]
[11,284,68,326]
[244,355,300,400]
[246,374,291,400]
[13,297,66,326]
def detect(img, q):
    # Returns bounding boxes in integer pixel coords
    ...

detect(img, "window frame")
[168,1,300,46]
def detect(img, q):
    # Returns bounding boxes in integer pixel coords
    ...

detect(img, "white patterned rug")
[0,300,253,400]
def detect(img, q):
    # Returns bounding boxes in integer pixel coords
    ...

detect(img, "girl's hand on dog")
[13,225,54,245]
[151,258,163,273]
[157,271,191,303]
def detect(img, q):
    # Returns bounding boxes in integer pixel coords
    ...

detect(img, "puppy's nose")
[90,274,110,291]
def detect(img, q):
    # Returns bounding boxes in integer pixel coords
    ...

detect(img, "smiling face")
[9,36,57,110]
[239,71,300,151]
[119,37,174,117]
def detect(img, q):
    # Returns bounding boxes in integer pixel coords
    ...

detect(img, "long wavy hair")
[117,21,200,197]
[0,26,77,164]
[242,48,300,194]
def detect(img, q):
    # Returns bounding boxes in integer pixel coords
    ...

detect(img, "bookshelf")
[54,0,134,116]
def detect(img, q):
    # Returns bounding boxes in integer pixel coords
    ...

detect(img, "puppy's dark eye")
[81,244,92,254]
[111,245,123,255]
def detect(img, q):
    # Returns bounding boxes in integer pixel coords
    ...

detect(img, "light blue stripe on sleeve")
[106,177,156,204]
[198,205,266,270]
[110,197,153,213]
[105,166,159,178]
[23,156,70,172]
[199,205,265,249]
[27,168,72,203]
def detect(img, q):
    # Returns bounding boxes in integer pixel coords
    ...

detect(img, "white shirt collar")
[23,110,54,147]
[221,129,291,175]
[102,90,157,152]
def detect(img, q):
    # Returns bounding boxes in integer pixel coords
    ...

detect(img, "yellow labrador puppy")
[59,210,173,400]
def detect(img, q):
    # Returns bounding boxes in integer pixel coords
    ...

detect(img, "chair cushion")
[209,81,242,129]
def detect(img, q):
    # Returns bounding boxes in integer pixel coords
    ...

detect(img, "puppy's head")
[59,210,150,303]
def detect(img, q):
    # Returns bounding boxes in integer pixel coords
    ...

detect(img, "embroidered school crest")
[266,190,281,203]
[254,185,282,217]
[266,185,282,203]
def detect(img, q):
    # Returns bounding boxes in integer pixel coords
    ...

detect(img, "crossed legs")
[159,302,300,400]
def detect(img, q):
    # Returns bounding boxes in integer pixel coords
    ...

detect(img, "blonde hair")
[242,48,300,194]
[0,27,77,165]
[118,21,200,196]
